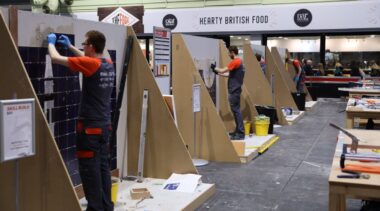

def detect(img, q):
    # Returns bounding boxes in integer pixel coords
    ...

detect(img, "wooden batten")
[218,41,257,132]
[0,12,81,211]
[266,46,299,124]
[125,27,197,179]
[172,34,240,162]
[243,44,287,125]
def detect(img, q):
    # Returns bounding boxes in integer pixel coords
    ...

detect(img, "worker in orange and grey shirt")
[211,46,245,140]
[287,58,305,93]
[47,31,114,211]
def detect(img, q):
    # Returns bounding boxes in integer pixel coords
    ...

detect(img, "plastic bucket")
[255,115,270,136]
[111,178,119,205]
[244,121,251,135]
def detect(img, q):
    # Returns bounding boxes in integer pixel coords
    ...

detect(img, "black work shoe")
[231,133,245,140]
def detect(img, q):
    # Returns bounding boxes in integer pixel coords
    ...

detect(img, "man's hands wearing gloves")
[57,35,71,48]
[210,62,218,74]
[47,33,57,45]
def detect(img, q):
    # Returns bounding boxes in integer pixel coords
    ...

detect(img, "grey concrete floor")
[197,99,364,211]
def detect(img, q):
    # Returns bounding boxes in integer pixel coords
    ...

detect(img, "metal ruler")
[137,89,149,182]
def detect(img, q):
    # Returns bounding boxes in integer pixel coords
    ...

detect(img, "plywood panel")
[219,41,256,132]
[0,12,81,211]
[266,46,298,125]
[125,27,197,178]
[172,34,240,162]
[243,44,287,125]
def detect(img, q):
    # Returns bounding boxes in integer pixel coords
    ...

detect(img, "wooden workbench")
[345,98,380,128]
[329,129,380,211]
[339,87,380,98]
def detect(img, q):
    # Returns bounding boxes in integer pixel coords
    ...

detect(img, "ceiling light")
[230,35,234,38]
[278,36,283,39]
[284,37,288,40]
[370,35,375,38]
[238,37,242,39]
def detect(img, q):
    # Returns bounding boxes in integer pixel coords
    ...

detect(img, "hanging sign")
[0,99,35,162]
[101,7,140,26]
[192,84,201,113]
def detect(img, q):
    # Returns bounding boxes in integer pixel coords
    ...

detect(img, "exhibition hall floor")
[197,98,362,211]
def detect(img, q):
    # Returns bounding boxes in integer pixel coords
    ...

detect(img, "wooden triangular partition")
[124,27,197,178]
[218,41,257,132]
[243,44,287,125]
[172,34,240,162]
[0,12,81,211]
[266,46,298,124]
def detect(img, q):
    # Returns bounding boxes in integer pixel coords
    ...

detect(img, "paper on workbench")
[162,173,202,193]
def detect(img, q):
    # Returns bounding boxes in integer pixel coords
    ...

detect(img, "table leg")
[346,114,354,129]
[329,192,346,211]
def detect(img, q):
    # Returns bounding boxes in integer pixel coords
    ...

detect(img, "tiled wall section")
[18,36,117,186]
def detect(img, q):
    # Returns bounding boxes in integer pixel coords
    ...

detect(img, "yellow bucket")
[255,115,269,136]
[111,178,119,205]
[244,121,251,135]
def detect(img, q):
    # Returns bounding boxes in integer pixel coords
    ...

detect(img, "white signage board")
[153,26,172,95]
[144,1,380,33]
[0,99,35,162]
[192,84,201,113]
[101,7,139,26]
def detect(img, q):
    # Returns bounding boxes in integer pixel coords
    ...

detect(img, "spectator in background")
[316,63,325,76]
[255,53,266,74]
[350,61,365,78]
[370,60,380,77]
[334,62,343,76]
[302,59,313,76]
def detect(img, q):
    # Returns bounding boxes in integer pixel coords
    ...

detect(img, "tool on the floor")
[329,123,360,153]
[137,89,149,183]
[117,36,134,181]
[337,170,370,179]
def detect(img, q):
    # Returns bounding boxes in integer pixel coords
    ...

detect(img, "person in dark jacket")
[211,46,245,140]
[47,31,114,211]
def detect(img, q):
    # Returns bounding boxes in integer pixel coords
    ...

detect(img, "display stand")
[192,84,209,166]
[0,11,82,211]
[172,34,241,163]
[242,43,287,125]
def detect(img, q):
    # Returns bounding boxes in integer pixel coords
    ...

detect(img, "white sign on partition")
[0,99,35,162]
[153,26,172,95]
[144,1,380,33]
[192,84,201,113]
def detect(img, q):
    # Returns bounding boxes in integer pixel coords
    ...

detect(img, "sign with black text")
[0,99,35,162]
[153,26,171,77]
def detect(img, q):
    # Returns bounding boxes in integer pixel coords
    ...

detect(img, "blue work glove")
[57,35,71,48]
[294,75,300,83]
[47,33,57,45]
[210,62,217,74]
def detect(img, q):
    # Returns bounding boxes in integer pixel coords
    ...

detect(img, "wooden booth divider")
[265,46,299,124]
[243,43,288,125]
[0,12,81,211]
[172,34,240,163]
[124,27,198,178]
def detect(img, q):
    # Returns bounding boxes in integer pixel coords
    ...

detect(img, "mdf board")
[243,44,287,125]
[0,13,81,211]
[219,41,257,133]
[266,47,298,124]
[172,34,240,163]
[124,27,197,179]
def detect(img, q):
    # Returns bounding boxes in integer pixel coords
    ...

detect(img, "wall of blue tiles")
[19,34,117,186]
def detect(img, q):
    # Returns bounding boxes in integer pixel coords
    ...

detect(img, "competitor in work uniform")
[47,31,114,211]
[211,46,245,140]
[287,58,305,93]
